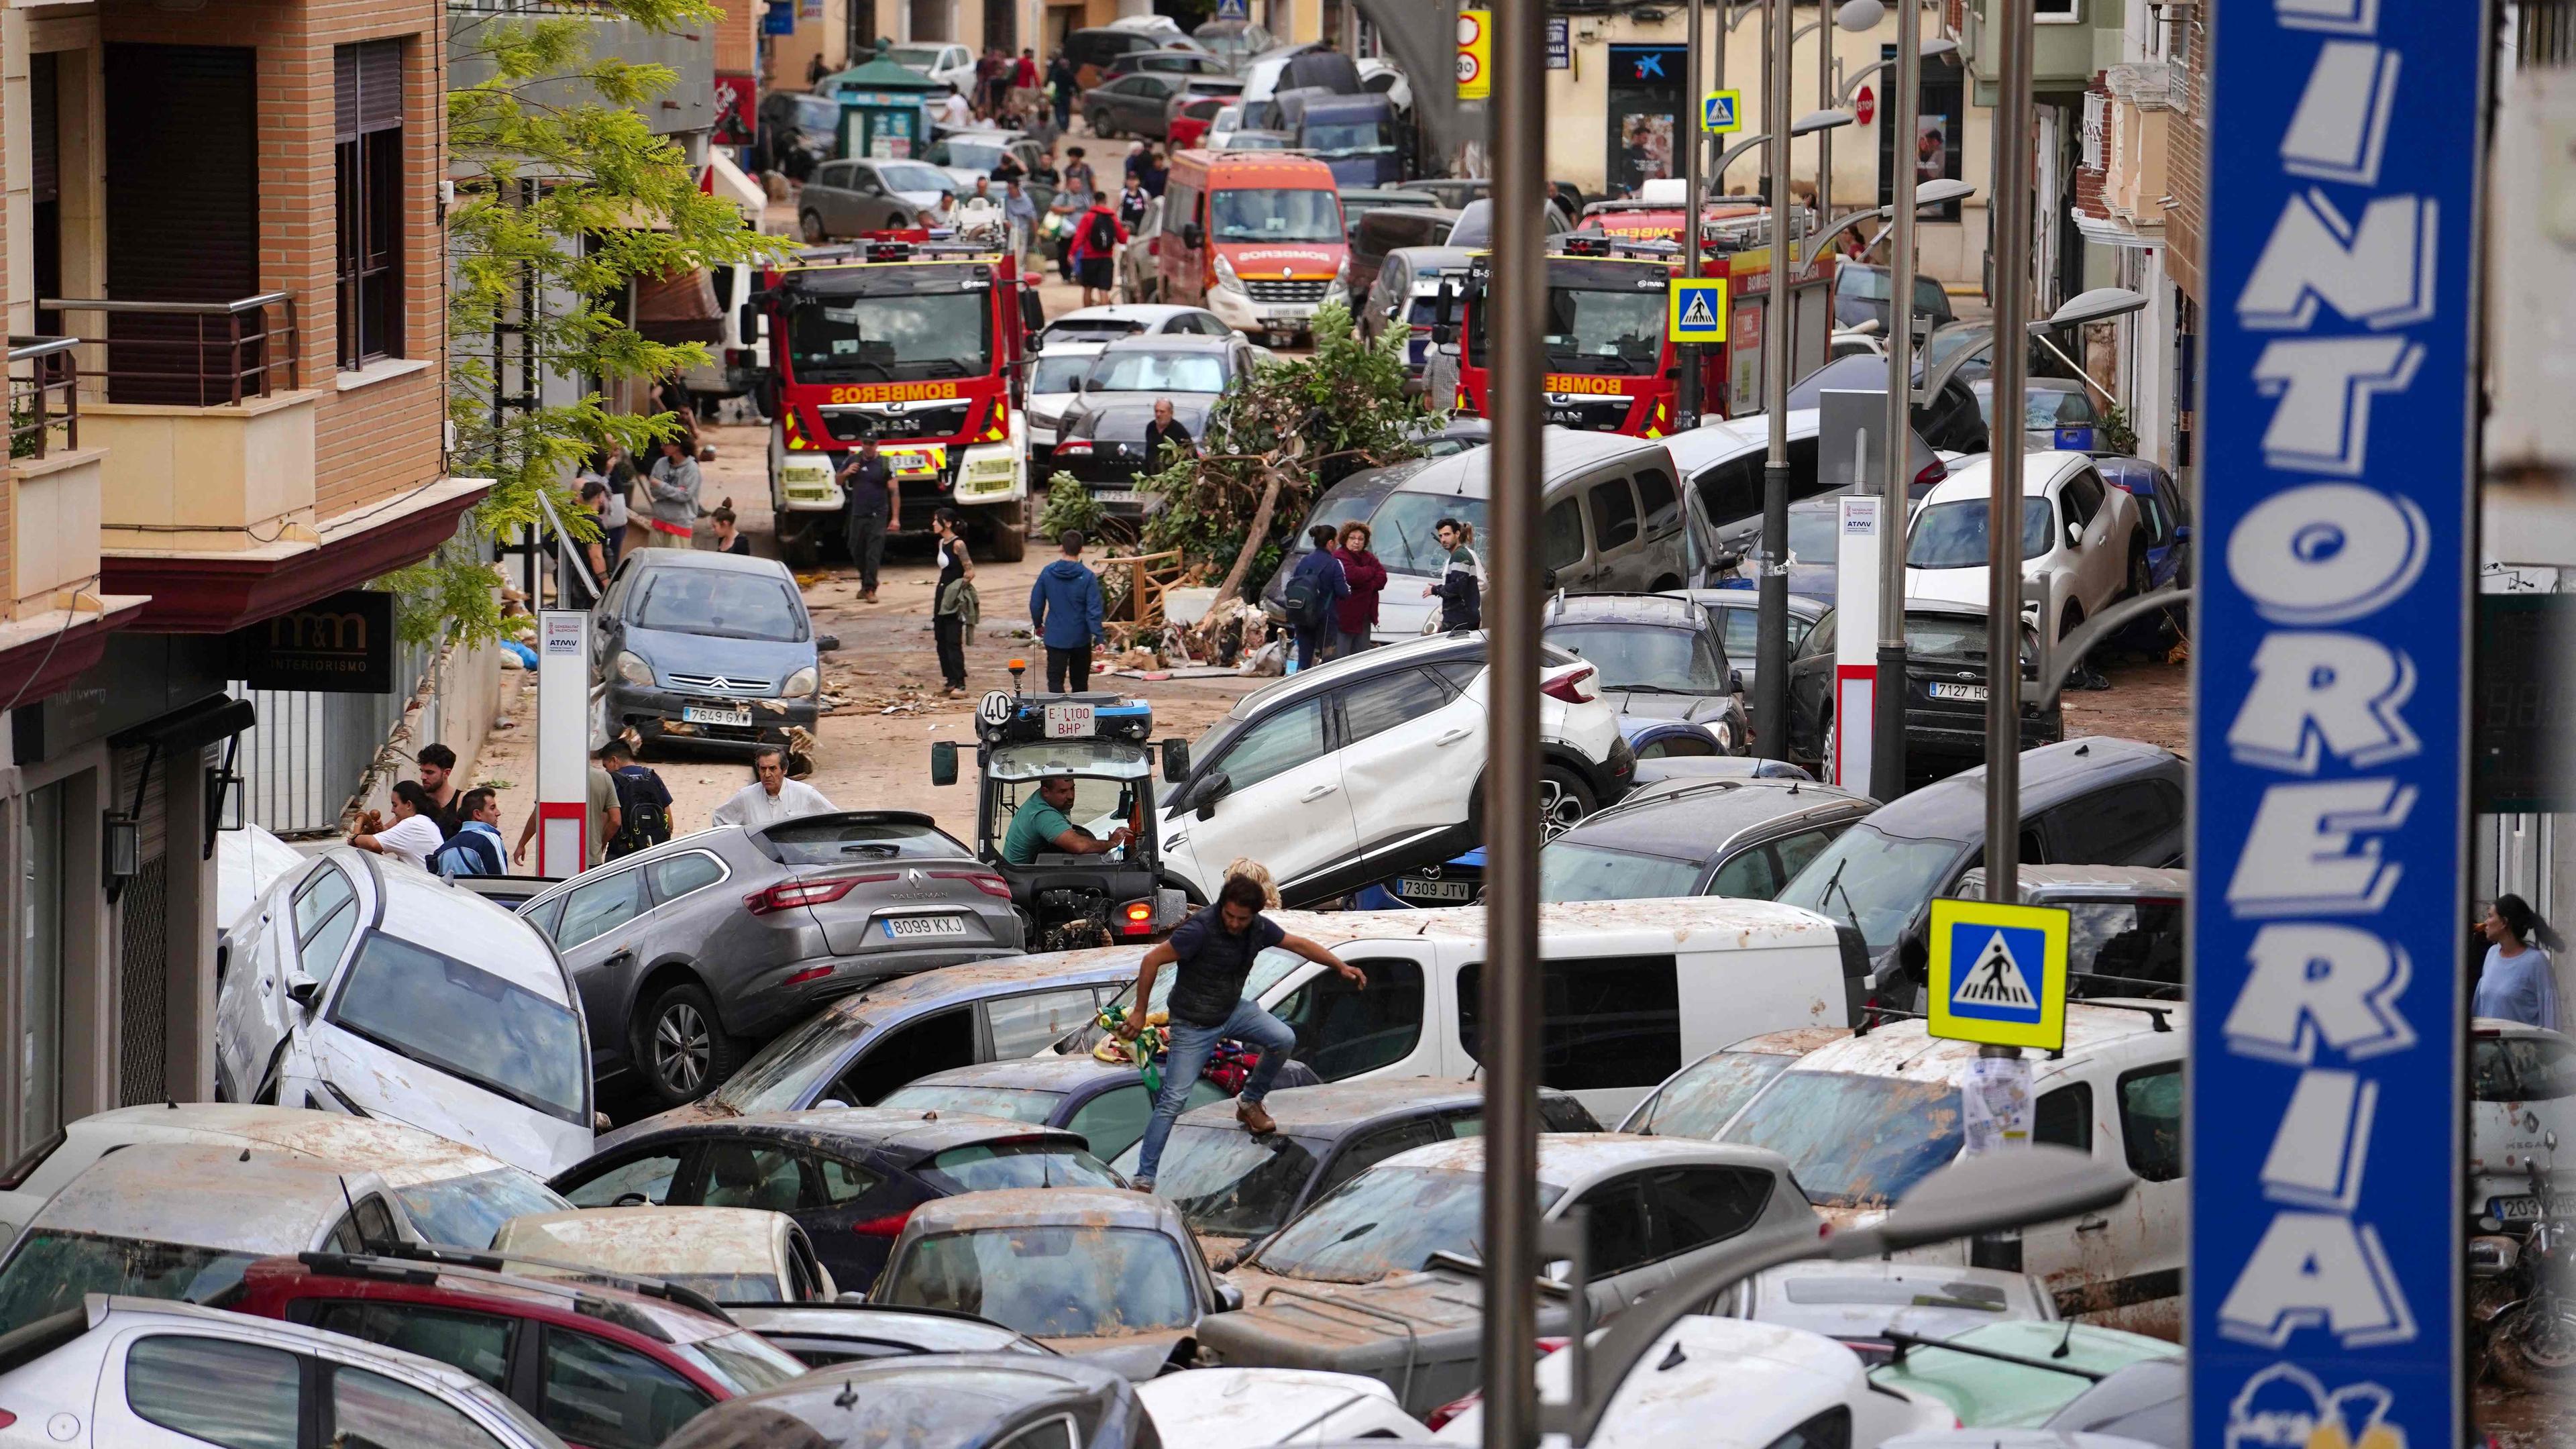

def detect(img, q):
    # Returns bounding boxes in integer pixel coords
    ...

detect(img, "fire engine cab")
[749,237,1046,564]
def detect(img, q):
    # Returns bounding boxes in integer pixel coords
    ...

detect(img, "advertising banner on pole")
[2192,2,2485,1448]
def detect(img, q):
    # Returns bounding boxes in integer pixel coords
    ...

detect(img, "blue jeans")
[1132,997,1297,1185]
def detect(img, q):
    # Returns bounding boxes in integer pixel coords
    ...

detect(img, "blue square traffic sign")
[1944,922,2049,1025]
[1701,90,1743,135]
[1925,898,2069,1050]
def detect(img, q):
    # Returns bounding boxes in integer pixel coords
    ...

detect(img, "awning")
[701,152,767,217]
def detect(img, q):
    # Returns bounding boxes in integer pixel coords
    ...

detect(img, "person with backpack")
[431,790,510,879]
[1422,516,1483,631]
[1068,195,1128,309]
[1283,524,1350,673]
[600,737,674,860]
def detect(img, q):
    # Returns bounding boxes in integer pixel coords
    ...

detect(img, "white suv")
[1155,633,1633,906]
[1904,450,2145,646]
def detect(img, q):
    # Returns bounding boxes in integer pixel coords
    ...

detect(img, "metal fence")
[231,632,443,838]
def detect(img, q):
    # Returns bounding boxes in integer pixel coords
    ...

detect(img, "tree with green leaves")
[388,0,790,644]
[1133,300,1431,608]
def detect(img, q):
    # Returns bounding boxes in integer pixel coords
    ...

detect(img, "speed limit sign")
[1456,10,1491,99]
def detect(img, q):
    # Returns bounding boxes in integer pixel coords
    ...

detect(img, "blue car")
[2095,455,2192,590]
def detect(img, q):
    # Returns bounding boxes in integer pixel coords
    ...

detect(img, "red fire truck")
[751,237,1045,564]
[1451,225,1837,437]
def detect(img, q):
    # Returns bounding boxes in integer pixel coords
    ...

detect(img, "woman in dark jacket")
[1284,524,1349,673]
[1330,521,1387,657]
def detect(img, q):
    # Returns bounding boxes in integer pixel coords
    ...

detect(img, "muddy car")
[1720,1260,2059,1364]
[1110,1078,1599,1267]
[872,1187,1235,1381]
[0,1103,572,1249]
[551,1108,1124,1291]
[0,1144,432,1332]
[1195,1134,1817,1415]
[1138,1367,1430,1443]
[1712,1003,2187,1328]
[725,1302,1055,1366]
[1617,1027,1856,1140]
[879,1054,1279,1163]
[493,1205,839,1305]
[662,1350,1152,1449]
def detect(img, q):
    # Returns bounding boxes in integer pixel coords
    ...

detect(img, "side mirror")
[1729,669,1747,695]
[1433,323,1457,345]
[1214,1282,1245,1312]
[2172,523,2194,542]
[816,634,841,652]
[930,741,960,787]
[738,303,759,337]
[1161,738,1191,783]
[286,979,321,1010]
[1713,547,1744,575]
[1181,221,1205,249]
[2067,522,2084,549]
[1020,288,1046,335]
[1435,280,1456,326]
[838,1290,869,1304]
[595,1111,614,1132]
[1193,770,1232,820]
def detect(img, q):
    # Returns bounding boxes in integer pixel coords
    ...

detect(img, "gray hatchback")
[592,549,823,757]
[522,812,1025,1109]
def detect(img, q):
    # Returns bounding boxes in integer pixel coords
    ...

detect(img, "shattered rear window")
[1622,1050,1799,1139]
[1133,1128,1326,1238]
[883,1226,1194,1336]
[1719,1071,1963,1208]
[1251,1167,1566,1285]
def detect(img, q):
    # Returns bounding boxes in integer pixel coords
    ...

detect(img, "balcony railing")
[7,336,80,461]
[38,293,299,408]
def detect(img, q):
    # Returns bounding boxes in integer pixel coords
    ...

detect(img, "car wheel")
[640,982,741,1107]
[1538,764,1596,838]
[2060,600,2085,649]
[1089,112,1114,138]
[2125,539,2153,600]
[800,211,826,244]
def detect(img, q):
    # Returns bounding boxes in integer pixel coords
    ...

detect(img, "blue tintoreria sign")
[2193,1,2486,1447]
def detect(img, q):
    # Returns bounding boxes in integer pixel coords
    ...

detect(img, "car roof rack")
[314,1244,736,1324]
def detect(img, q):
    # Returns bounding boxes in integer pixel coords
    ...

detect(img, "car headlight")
[1214,253,1242,290]
[614,651,655,688]
[782,666,820,698]
[1334,255,1350,288]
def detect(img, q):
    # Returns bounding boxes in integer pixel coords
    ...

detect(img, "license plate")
[1395,877,1474,902]
[1265,311,1305,323]
[883,445,947,477]
[2490,1193,2576,1223]
[682,704,752,727]
[1093,490,1141,504]
[1927,682,1988,702]
[882,915,969,939]
[1044,702,1095,738]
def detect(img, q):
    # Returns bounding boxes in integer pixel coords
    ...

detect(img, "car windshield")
[329,934,589,1123]
[1776,822,1966,951]
[918,1141,1124,1195]
[876,1084,1065,1124]
[1222,132,1293,150]
[1624,1051,1801,1138]
[1210,187,1342,242]
[1538,842,1707,903]
[1976,384,2099,429]
[1256,1167,1568,1283]
[784,289,995,384]
[884,1226,1195,1335]
[710,1008,868,1112]
[1307,121,1392,153]
[1370,492,1490,576]
[1787,508,1839,564]
[1087,350,1229,394]
[0,1232,258,1332]
[1122,1127,1323,1238]
[889,46,947,68]
[1538,287,1666,377]
[633,570,805,641]
[1289,492,1388,555]
[1721,1070,1964,1207]
[1840,267,1953,315]
[672,1332,810,1395]
[1546,624,1723,693]
[667,1273,787,1303]
[763,816,969,865]
[1031,353,1102,394]
[394,1169,574,1250]
[936,139,1012,172]
[877,162,955,194]
[1906,496,2056,569]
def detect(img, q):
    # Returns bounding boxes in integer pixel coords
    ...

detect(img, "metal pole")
[1752,0,1793,758]
[1985,0,2033,899]
[1817,0,1833,244]
[1679,0,1705,428]
[1480,0,1545,1443]
[1872,0,1919,802]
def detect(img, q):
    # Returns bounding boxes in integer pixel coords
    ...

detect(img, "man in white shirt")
[935,85,972,130]
[712,745,837,829]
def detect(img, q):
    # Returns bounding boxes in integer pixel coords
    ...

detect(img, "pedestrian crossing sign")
[1927,897,2071,1050]
[1703,90,1743,134]
[1668,278,1729,343]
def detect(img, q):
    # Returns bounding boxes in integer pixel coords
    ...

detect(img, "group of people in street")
[345,734,677,881]
[560,427,739,610]
[1275,517,1482,671]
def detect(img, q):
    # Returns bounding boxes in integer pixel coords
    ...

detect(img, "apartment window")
[335,40,405,369]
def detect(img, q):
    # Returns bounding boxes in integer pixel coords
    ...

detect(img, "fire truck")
[1450,221,1837,437]
[750,238,1045,564]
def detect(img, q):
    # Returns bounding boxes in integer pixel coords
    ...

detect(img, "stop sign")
[1856,85,1877,125]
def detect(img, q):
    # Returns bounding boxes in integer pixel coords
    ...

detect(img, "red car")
[223,1251,808,1449]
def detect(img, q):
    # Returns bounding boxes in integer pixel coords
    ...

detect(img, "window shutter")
[335,39,403,141]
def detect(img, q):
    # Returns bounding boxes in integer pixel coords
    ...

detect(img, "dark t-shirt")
[425,789,466,841]
[845,453,894,516]
[1163,907,1288,1028]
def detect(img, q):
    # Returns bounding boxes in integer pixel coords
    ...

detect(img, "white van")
[215,849,596,1177]
[1059,899,1866,1122]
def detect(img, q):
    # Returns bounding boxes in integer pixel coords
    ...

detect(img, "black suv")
[1783,596,2065,786]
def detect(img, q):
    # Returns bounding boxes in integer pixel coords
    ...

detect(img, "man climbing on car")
[1119,873,1365,1192]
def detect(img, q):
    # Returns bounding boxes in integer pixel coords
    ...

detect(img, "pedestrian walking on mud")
[839,437,898,601]
[1122,873,1364,1192]
[1030,529,1106,691]
[932,507,978,697]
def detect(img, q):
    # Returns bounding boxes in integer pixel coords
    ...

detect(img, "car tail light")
[930,869,1014,900]
[1542,664,1598,703]
[0,1411,17,1429]
[745,873,896,914]
[1914,456,1948,489]
[851,1208,914,1238]
[1425,1393,1479,1431]
[1055,439,1093,455]
[1117,899,1156,936]
[785,965,835,987]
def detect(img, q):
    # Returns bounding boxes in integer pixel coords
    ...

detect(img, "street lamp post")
[1986,0,2035,902]
[1756,0,1794,760]
[1680,0,1706,429]
[1873,0,1925,805]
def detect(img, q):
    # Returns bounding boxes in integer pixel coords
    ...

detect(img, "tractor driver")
[1002,774,1134,865]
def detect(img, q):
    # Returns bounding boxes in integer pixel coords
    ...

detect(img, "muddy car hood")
[1042,1330,1195,1383]
[1197,1267,1526,1415]
[1603,690,1738,725]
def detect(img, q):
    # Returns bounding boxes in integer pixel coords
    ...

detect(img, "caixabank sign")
[2192,3,2485,1448]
